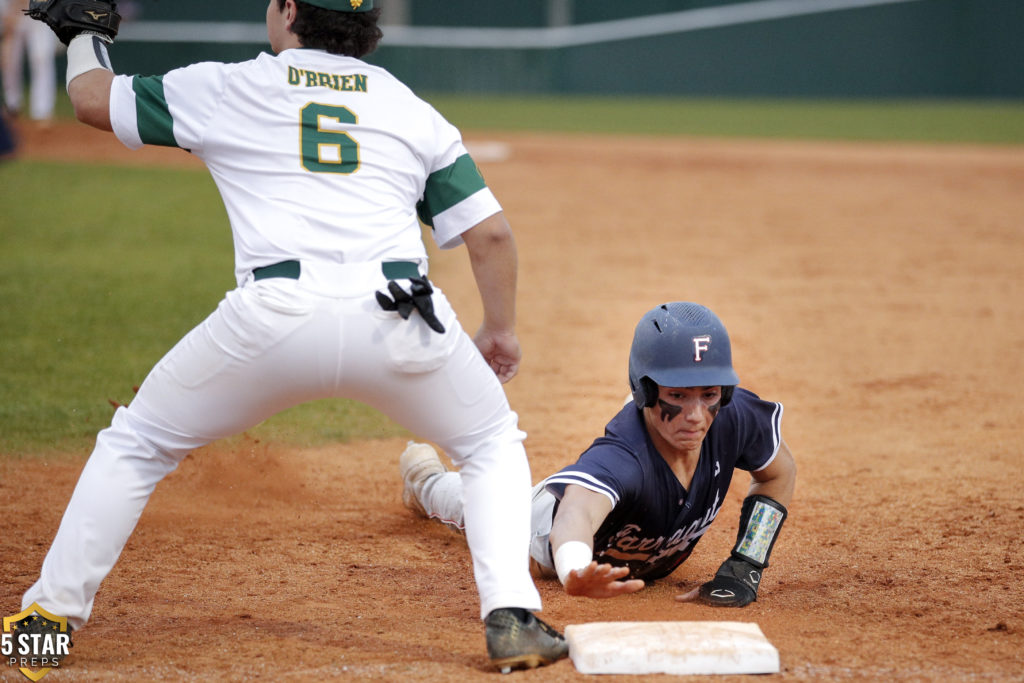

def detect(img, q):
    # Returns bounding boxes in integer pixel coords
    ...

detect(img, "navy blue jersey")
[543,387,782,581]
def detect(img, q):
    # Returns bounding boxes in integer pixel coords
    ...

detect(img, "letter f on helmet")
[693,335,711,361]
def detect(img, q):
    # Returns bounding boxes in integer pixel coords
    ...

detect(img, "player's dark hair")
[277,0,383,58]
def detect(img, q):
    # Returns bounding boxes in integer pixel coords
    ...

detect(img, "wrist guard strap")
[66,32,112,93]
[732,494,787,569]
[554,541,592,586]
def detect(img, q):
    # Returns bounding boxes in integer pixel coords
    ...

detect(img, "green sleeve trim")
[418,153,487,225]
[131,76,178,148]
[416,199,434,227]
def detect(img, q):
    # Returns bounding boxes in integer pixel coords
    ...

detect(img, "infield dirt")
[2,120,1022,681]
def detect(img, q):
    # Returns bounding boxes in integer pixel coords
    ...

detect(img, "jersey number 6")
[300,103,359,174]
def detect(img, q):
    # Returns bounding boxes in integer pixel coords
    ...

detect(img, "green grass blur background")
[2,96,1022,454]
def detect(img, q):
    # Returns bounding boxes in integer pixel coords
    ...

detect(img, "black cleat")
[484,608,568,673]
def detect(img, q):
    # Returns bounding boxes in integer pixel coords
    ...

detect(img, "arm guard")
[697,494,787,607]
[732,494,787,569]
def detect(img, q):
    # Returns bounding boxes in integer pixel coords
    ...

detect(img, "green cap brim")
[301,0,374,11]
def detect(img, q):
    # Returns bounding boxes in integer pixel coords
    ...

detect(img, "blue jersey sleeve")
[716,388,784,472]
[543,405,650,509]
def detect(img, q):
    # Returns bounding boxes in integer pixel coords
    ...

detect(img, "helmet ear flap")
[638,377,659,408]
[630,377,658,408]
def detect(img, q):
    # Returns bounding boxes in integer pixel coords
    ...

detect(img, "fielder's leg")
[351,289,565,668]
[22,284,326,628]
[25,20,57,121]
[362,321,542,618]
[21,407,186,629]
[2,18,26,115]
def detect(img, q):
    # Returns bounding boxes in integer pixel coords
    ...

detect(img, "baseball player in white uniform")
[21,0,567,672]
[2,0,58,121]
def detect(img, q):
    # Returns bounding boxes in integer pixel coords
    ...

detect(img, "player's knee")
[97,407,191,467]
[439,411,526,466]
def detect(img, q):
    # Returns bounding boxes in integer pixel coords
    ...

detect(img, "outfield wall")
[80,0,1024,98]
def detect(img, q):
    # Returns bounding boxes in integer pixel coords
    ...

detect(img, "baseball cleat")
[399,441,447,517]
[484,608,568,673]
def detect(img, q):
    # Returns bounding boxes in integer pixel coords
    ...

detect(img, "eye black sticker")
[657,399,683,422]
[708,399,721,419]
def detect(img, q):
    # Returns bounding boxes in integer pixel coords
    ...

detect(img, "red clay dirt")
[2,120,1022,681]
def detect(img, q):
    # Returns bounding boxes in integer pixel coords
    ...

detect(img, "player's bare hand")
[473,327,521,383]
[674,586,701,602]
[564,561,645,599]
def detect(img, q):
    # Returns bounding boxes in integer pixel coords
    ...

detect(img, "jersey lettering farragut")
[600,488,723,566]
[287,66,368,92]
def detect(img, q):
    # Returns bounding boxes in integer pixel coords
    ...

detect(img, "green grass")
[4,94,1021,454]
[50,88,1024,143]
[50,90,1024,144]
[428,95,1024,144]
[0,161,406,455]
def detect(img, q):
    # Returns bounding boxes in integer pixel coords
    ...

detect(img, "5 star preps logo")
[3,604,72,681]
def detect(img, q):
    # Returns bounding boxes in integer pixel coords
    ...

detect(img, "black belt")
[252,260,420,281]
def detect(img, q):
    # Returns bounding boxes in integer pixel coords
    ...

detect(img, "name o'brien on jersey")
[288,66,368,92]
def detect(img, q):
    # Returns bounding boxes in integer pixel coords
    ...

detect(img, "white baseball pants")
[1,16,57,120]
[23,260,542,626]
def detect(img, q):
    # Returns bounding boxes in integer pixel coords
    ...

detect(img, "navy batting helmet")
[628,302,740,408]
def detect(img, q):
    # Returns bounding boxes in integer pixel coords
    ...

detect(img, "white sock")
[419,471,465,532]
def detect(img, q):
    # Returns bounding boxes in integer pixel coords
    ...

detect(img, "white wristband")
[554,541,592,586]
[66,33,113,93]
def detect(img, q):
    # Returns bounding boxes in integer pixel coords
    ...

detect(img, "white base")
[565,621,780,675]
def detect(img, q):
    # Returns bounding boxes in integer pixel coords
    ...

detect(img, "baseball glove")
[24,0,121,46]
